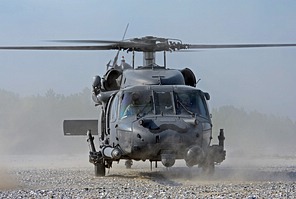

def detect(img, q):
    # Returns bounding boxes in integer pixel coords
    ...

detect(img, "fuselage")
[100,84,212,163]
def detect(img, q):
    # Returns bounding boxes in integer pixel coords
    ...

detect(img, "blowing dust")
[0,165,19,190]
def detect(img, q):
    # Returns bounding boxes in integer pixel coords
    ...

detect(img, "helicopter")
[1,36,296,176]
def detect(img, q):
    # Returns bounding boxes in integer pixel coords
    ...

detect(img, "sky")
[0,0,296,120]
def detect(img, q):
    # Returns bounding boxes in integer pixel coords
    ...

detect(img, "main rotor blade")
[2,41,296,52]
[48,39,122,44]
[187,43,296,49]
[49,40,149,49]
[0,42,149,51]
[0,45,115,50]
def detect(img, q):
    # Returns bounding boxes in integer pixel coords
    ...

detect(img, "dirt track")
[1,155,296,198]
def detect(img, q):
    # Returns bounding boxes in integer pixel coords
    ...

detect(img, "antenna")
[122,23,129,40]
[112,23,130,68]
[163,51,166,68]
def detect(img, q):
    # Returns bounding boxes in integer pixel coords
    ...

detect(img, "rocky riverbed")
[1,155,296,198]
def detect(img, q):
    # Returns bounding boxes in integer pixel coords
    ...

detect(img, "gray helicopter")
[65,36,226,176]
[1,36,296,176]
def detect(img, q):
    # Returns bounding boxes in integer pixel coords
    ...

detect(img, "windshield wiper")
[136,101,153,118]
[177,99,195,116]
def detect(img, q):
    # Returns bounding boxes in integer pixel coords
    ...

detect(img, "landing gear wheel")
[125,160,133,169]
[94,162,106,176]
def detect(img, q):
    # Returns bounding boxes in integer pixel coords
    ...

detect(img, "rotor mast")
[143,51,156,66]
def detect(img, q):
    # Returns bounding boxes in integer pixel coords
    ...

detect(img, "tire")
[94,163,106,176]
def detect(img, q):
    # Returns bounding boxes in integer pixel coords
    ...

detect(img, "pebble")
[1,162,296,198]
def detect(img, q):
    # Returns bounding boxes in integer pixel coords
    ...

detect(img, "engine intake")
[180,68,196,87]
[103,69,122,91]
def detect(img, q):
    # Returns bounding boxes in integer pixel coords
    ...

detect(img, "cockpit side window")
[110,95,119,122]
[175,90,209,118]
[193,92,208,117]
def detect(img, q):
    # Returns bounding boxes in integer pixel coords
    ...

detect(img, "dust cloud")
[211,106,296,158]
[0,88,95,176]
[108,158,296,184]
[0,165,19,190]
[0,88,95,155]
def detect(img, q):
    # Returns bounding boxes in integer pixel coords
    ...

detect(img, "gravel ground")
[1,155,296,198]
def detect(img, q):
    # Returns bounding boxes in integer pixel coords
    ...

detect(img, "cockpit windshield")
[120,91,153,118]
[119,88,209,119]
[154,91,174,115]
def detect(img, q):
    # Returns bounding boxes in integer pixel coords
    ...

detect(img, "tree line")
[211,106,296,157]
[0,88,97,155]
